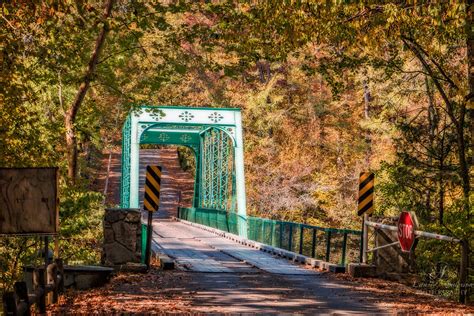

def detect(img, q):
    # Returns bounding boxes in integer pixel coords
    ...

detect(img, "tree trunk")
[257,61,265,83]
[65,0,115,185]
[363,78,372,167]
[425,76,436,216]
[438,159,445,225]
[466,0,474,169]
[465,0,473,221]
[363,80,370,120]
[257,60,271,83]
[454,121,470,219]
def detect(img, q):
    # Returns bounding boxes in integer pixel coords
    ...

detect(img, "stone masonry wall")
[103,208,142,266]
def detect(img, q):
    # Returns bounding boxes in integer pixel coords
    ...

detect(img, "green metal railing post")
[279,223,283,248]
[325,230,332,262]
[141,223,147,264]
[270,221,274,246]
[311,229,317,258]
[341,233,348,266]
[299,225,304,255]
[288,224,293,252]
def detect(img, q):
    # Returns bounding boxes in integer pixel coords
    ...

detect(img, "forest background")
[0,1,472,302]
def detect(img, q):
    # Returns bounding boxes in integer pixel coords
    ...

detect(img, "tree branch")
[402,36,458,90]
[401,36,459,127]
[97,45,150,64]
[67,0,115,123]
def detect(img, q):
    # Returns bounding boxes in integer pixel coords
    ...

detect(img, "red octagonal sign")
[397,211,416,252]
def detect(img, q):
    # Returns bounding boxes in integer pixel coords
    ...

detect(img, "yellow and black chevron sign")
[358,172,374,216]
[144,165,162,212]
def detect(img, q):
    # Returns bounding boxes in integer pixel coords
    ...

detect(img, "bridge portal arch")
[120,106,246,219]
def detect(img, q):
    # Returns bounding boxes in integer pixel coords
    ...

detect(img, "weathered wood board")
[0,168,58,235]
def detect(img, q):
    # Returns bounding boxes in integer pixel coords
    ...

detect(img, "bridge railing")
[178,207,362,266]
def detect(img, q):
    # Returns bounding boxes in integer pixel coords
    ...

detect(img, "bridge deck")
[152,219,315,275]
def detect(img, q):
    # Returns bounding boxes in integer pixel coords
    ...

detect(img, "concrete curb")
[155,253,175,270]
[151,241,175,270]
[174,217,346,273]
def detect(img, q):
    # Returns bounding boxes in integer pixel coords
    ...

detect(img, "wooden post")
[47,263,58,304]
[2,292,16,314]
[14,281,30,315]
[56,258,64,294]
[37,266,46,314]
[29,236,49,313]
[145,211,153,268]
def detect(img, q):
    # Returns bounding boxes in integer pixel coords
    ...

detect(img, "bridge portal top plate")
[130,105,241,127]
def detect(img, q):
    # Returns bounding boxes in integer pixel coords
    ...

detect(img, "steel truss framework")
[120,106,246,218]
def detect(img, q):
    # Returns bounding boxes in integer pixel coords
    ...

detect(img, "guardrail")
[178,207,362,266]
[2,259,64,315]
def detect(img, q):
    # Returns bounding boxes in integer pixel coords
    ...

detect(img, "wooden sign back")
[0,168,58,235]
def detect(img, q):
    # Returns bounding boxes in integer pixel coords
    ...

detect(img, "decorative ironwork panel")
[200,128,234,211]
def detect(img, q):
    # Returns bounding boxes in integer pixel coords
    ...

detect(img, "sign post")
[143,165,162,268]
[358,172,374,263]
[397,211,416,253]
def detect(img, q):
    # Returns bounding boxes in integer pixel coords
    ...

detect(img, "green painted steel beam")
[140,130,200,145]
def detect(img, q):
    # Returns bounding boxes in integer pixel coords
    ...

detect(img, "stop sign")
[397,211,416,252]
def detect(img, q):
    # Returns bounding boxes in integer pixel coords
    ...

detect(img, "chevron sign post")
[144,165,162,268]
[358,172,374,263]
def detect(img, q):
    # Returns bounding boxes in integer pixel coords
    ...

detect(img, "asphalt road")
[151,219,385,314]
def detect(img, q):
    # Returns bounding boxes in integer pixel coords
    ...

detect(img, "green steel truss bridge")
[120,106,247,219]
[120,105,362,267]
